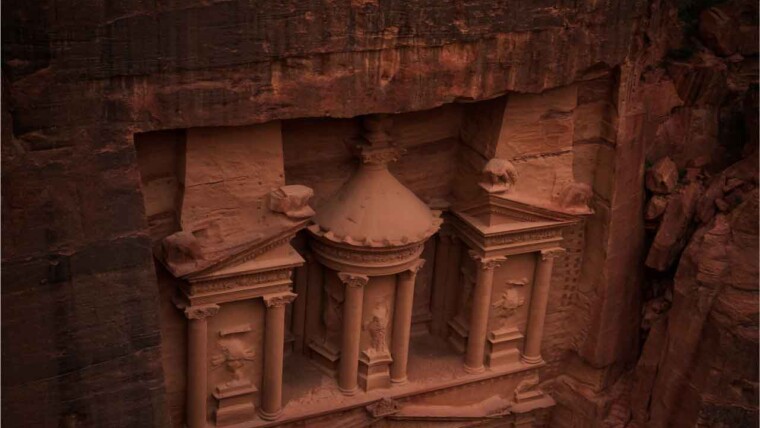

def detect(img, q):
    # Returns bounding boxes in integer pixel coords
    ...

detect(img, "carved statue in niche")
[211,336,256,388]
[364,301,390,356]
[491,278,527,331]
[323,279,345,346]
[479,158,519,194]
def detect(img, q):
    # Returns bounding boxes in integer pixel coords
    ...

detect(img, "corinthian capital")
[337,272,370,288]
[540,248,566,261]
[184,304,220,320]
[263,292,297,308]
[401,259,426,279]
[468,250,506,271]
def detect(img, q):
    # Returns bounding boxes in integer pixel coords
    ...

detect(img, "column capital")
[401,259,425,278]
[338,272,369,288]
[468,250,506,270]
[263,292,297,308]
[184,304,220,320]
[540,247,566,261]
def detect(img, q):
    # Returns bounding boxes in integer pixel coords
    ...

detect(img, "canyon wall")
[1,0,756,427]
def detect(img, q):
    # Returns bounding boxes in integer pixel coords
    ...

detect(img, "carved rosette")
[540,248,566,261]
[337,272,369,288]
[263,292,297,308]
[468,251,507,271]
[184,304,220,320]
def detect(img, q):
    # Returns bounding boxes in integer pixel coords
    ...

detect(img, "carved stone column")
[391,259,425,384]
[260,292,297,420]
[184,304,220,428]
[522,248,564,364]
[465,253,506,374]
[337,272,369,395]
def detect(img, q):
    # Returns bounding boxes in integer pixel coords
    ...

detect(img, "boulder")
[645,183,702,271]
[645,195,669,221]
[646,157,679,194]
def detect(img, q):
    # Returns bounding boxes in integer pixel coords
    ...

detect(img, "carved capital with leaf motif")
[263,292,297,308]
[184,304,220,320]
[540,248,566,261]
[468,250,507,271]
[337,272,370,288]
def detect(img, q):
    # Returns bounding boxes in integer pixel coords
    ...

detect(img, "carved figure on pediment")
[364,302,389,356]
[323,280,345,345]
[492,278,527,330]
[269,185,316,219]
[480,158,518,194]
[211,337,256,388]
[159,231,204,273]
[556,182,593,214]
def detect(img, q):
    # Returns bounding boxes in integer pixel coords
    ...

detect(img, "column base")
[213,381,259,426]
[338,385,358,396]
[358,350,392,391]
[258,408,282,421]
[521,354,544,365]
[390,376,408,386]
[463,364,485,374]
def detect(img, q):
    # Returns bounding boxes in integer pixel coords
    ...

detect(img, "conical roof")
[312,163,440,247]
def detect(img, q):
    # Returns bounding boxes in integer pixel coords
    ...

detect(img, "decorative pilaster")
[184,304,220,428]
[391,259,425,384]
[522,248,565,365]
[464,252,506,374]
[260,292,297,420]
[337,272,369,395]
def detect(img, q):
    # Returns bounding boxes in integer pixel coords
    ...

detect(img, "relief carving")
[468,251,507,271]
[211,336,256,388]
[555,182,593,214]
[337,272,370,288]
[479,158,518,194]
[363,301,390,357]
[492,278,527,330]
[366,397,400,417]
[540,248,566,261]
[263,292,297,308]
[269,185,316,219]
[311,240,423,264]
[184,304,220,320]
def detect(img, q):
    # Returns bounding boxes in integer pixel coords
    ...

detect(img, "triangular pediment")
[453,194,578,234]
[179,221,308,282]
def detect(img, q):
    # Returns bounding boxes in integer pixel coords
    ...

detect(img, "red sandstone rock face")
[633,182,758,427]
[1,0,757,427]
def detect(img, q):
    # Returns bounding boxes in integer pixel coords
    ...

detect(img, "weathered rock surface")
[645,182,703,271]
[632,184,758,427]
[645,157,679,194]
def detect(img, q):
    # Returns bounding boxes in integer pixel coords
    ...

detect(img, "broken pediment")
[157,184,314,279]
[451,194,581,254]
